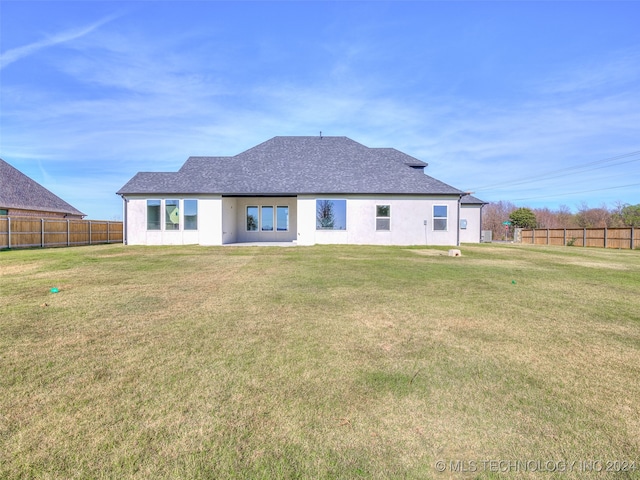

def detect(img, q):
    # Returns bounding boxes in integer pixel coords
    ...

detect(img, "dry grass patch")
[1,243,639,479]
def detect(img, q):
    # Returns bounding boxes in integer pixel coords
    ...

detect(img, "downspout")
[479,203,485,243]
[457,194,462,247]
[120,195,128,245]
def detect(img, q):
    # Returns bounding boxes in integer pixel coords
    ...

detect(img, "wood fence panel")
[607,229,630,249]
[44,219,68,247]
[10,218,42,248]
[70,221,89,246]
[586,229,605,248]
[0,217,123,250]
[532,229,545,245]
[548,229,565,246]
[110,223,123,242]
[0,218,8,249]
[565,229,585,247]
[519,227,637,249]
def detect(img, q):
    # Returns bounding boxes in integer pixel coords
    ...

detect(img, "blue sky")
[1,1,639,220]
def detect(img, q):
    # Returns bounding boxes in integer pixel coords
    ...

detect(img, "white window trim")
[276,205,289,232]
[246,206,259,232]
[433,204,448,232]
[146,199,162,231]
[375,205,391,231]
[316,199,347,231]
[184,199,198,231]
[261,205,274,232]
[147,199,203,232]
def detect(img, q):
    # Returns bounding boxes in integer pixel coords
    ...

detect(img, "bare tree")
[482,200,516,239]
[574,202,611,228]
[533,207,556,228]
[555,205,577,228]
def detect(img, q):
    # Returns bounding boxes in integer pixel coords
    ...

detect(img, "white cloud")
[0,14,118,70]
[2,5,639,218]
[532,47,640,96]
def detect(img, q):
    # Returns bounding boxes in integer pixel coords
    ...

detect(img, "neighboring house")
[459,194,488,243]
[117,136,486,246]
[0,158,85,219]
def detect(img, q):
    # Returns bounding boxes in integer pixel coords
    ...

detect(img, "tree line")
[483,201,640,240]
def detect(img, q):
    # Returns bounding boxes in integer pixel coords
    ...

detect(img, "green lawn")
[1,243,639,479]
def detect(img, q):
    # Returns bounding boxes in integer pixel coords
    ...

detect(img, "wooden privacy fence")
[0,217,123,250]
[519,227,638,249]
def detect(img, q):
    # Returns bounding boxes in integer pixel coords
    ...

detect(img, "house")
[0,158,85,219]
[459,194,488,243]
[117,136,485,246]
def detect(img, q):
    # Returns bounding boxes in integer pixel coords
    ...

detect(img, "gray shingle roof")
[461,194,488,205]
[117,136,463,196]
[0,158,86,217]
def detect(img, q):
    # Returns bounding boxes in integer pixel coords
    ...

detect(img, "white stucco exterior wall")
[297,195,461,246]
[122,195,224,246]
[459,204,483,243]
[124,194,463,246]
[221,197,237,244]
[232,197,297,243]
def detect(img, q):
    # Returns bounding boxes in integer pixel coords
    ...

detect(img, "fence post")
[604,228,607,249]
[632,227,635,250]
[41,218,45,247]
[107,222,110,243]
[563,228,566,246]
[547,229,550,246]
[67,219,70,247]
[8,217,11,248]
[89,221,92,245]
[583,228,587,247]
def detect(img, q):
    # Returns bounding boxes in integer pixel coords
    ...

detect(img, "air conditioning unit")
[481,230,492,243]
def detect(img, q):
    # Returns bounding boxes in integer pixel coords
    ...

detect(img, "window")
[147,200,161,230]
[316,199,346,230]
[165,199,179,230]
[433,205,448,231]
[376,205,390,231]
[184,200,198,230]
[247,206,258,231]
[261,206,274,231]
[277,206,289,231]
[0,209,7,216]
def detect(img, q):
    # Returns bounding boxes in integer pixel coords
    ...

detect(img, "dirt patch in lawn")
[405,249,448,257]
[0,263,42,276]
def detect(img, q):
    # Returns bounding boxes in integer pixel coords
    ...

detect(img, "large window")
[261,206,274,231]
[376,205,390,231]
[433,205,448,231]
[184,200,198,230]
[247,206,258,231]
[277,206,289,231]
[316,199,346,230]
[147,200,161,230]
[165,199,179,230]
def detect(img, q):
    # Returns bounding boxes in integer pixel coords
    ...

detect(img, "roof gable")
[0,159,85,216]
[461,194,488,205]
[117,136,463,196]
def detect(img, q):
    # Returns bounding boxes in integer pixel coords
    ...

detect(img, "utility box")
[481,230,492,243]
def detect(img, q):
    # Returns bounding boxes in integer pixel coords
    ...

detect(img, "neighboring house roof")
[0,158,86,217]
[117,136,463,196]
[461,194,488,205]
